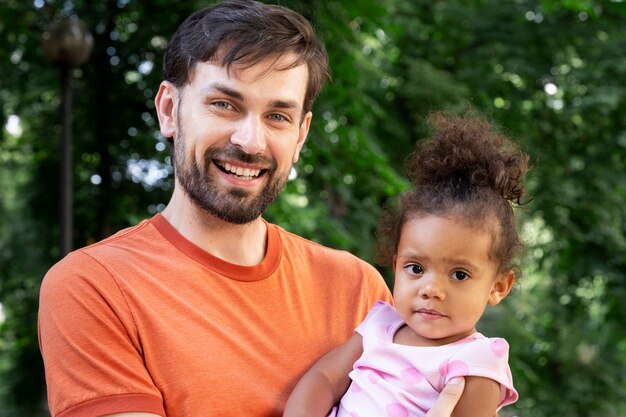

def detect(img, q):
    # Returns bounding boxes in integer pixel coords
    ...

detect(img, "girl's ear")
[488,270,515,306]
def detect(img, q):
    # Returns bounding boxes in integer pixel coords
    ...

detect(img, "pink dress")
[330,301,518,417]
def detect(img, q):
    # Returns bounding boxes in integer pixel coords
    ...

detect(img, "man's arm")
[104,414,162,417]
[102,379,469,417]
[426,378,465,417]
[39,251,165,416]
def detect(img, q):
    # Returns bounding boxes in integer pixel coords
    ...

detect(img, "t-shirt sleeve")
[443,337,518,409]
[366,264,393,303]
[359,259,393,309]
[38,250,165,417]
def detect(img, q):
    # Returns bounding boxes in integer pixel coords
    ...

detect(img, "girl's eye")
[452,271,469,281]
[405,264,424,275]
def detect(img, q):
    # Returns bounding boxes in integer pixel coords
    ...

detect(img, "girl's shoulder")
[356,301,401,340]
[450,334,511,364]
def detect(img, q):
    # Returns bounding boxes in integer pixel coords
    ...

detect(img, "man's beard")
[173,128,290,225]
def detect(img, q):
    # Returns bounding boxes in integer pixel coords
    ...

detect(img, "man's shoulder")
[84,217,155,252]
[269,222,386,287]
[44,218,159,280]
[271,222,368,262]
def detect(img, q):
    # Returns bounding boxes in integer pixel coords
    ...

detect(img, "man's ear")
[155,81,178,139]
[488,270,515,306]
[292,111,312,164]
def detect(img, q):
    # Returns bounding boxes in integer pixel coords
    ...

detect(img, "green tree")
[1,0,625,416]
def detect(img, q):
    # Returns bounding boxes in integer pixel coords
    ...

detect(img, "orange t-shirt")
[38,214,392,417]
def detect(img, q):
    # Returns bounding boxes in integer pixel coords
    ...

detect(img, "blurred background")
[1,0,625,416]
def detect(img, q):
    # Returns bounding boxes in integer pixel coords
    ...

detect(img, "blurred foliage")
[1,0,625,415]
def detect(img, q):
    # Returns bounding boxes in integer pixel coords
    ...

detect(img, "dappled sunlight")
[126,158,172,189]
[4,115,22,137]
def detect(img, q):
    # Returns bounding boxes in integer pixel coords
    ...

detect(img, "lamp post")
[42,17,93,257]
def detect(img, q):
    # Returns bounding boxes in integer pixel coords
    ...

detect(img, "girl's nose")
[418,274,446,300]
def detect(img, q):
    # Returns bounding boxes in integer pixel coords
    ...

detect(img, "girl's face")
[392,215,514,347]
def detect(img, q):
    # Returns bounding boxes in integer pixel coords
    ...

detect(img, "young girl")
[283,112,528,417]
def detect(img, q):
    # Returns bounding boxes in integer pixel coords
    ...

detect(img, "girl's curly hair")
[376,111,530,276]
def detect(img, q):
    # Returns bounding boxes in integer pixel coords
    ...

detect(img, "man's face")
[168,55,311,224]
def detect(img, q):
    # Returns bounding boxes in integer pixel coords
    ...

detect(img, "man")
[38,1,464,416]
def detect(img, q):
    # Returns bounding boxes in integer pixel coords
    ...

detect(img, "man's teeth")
[222,162,261,179]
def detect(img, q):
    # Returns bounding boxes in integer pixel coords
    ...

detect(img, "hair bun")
[406,112,529,204]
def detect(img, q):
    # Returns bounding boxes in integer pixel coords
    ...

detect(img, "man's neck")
[161,191,268,267]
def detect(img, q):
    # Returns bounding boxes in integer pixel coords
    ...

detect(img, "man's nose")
[418,274,446,300]
[230,115,266,154]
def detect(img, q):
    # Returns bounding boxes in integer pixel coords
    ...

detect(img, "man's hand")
[426,377,465,417]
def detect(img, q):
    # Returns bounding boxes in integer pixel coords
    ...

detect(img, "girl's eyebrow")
[397,252,479,272]
[442,257,479,272]
[396,249,426,259]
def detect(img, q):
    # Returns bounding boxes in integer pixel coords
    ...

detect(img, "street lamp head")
[42,17,93,68]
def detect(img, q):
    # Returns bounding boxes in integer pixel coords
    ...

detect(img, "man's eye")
[452,271,469,281]
[213,101,233,110]
[268,113,287,122]
[405,264,424,275]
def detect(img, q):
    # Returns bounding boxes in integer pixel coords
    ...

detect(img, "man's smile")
[214,160,265,180]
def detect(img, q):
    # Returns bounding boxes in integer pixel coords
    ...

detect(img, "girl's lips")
[416,308,446,319]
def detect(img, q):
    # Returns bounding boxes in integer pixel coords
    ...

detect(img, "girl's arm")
[451,376,501,417]
[283,332,364,417]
